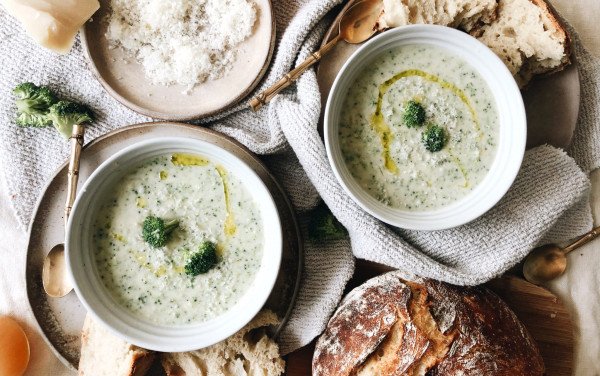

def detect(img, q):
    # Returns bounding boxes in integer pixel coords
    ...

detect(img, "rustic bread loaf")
[312,272,545,375]
[477,0,570,87]
[161,310,285,376]
[78,315,155,376]
[378,0,570,87]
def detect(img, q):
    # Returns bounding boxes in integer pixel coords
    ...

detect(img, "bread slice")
[161,310,285,376]
[78,315,155,376]
[377,0,498,33]
[477,0,570,87]
[378,0,570,88]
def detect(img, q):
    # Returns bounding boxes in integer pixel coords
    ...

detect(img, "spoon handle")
[249,35,341,112]
[64,124,85,228]
[563,226,600,254]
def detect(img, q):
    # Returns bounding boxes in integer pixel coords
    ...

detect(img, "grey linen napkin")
[0,0,598,354]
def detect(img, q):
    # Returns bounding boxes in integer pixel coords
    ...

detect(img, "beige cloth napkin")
[545,2,600,375]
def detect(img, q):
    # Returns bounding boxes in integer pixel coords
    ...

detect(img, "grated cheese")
[106,0,257,88]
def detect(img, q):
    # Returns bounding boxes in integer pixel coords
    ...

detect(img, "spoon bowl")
[338,0,382,43]
[523,244,567,285]
[523,226,600,285]
[42,244,73,298]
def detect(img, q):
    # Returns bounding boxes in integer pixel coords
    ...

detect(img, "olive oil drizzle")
[171,153,210,166]
[447,150,469,188]
[371,69,479,187]
[170,154,237,237]
[215,165,237,236]
[371,110,398,173]
[133,250,180,276]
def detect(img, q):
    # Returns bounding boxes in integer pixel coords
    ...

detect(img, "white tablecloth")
[0,0,599,374]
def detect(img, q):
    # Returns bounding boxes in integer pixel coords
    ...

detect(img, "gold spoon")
[42,124,85,298]
[523,225,600,285]
[249,0,383,111]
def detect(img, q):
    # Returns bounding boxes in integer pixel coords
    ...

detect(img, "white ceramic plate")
[66,137,282,352]
[325,25,526,230]
[81,0,275,120]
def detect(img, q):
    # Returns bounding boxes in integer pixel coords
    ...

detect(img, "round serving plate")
[81,0,275,121]
[317,1,581,150]
[25,123,303,371]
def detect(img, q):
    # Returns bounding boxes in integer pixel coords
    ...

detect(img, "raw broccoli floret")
[12,82,57,127]
[309,204,347,241]
[421,124,447,152]
[16,112,52,128]
[47,100,94,139]
[402,100,426,128]
[142,216,179,248]
[13,82,57,114]
[185,241,218,276]
[13,82,37,99]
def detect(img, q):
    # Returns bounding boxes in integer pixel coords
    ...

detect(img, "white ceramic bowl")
[66,137,282,352]
[325,25,526,230]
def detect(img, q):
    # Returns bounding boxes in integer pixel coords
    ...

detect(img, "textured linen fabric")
[566,22,600,174]
[0,0,599,357]
[543,3,600,374]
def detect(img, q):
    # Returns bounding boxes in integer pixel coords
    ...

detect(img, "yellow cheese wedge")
[0,0,100,54]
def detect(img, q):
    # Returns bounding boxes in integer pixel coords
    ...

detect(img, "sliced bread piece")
[78,315,155,376]
[377,0,498,33]
[378,0,570,87]
[477,0,570,87]
[161,310,285,376]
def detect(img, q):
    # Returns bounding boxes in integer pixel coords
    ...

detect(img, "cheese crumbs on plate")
[106,0,257,89]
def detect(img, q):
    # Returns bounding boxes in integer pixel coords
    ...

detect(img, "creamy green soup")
[339,44,499,211]
[93,154,263,325]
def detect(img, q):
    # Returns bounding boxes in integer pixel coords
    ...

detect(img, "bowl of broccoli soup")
[325,25,526,230]
[66,137,282,351]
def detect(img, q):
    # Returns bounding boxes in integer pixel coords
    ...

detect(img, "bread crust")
[312,273,545,376]
[525,0,571,77]
[312,273,413,376]
[425,280,545,375]
[478,0,571,87]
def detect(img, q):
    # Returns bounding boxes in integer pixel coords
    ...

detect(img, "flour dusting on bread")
[313,273,413,376]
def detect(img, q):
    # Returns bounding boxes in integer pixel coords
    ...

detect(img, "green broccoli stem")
[164,219,179,235]
[16,101,33,114]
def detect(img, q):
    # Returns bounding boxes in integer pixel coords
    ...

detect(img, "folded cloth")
[566,21,600,174]
[0,0,598,355]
